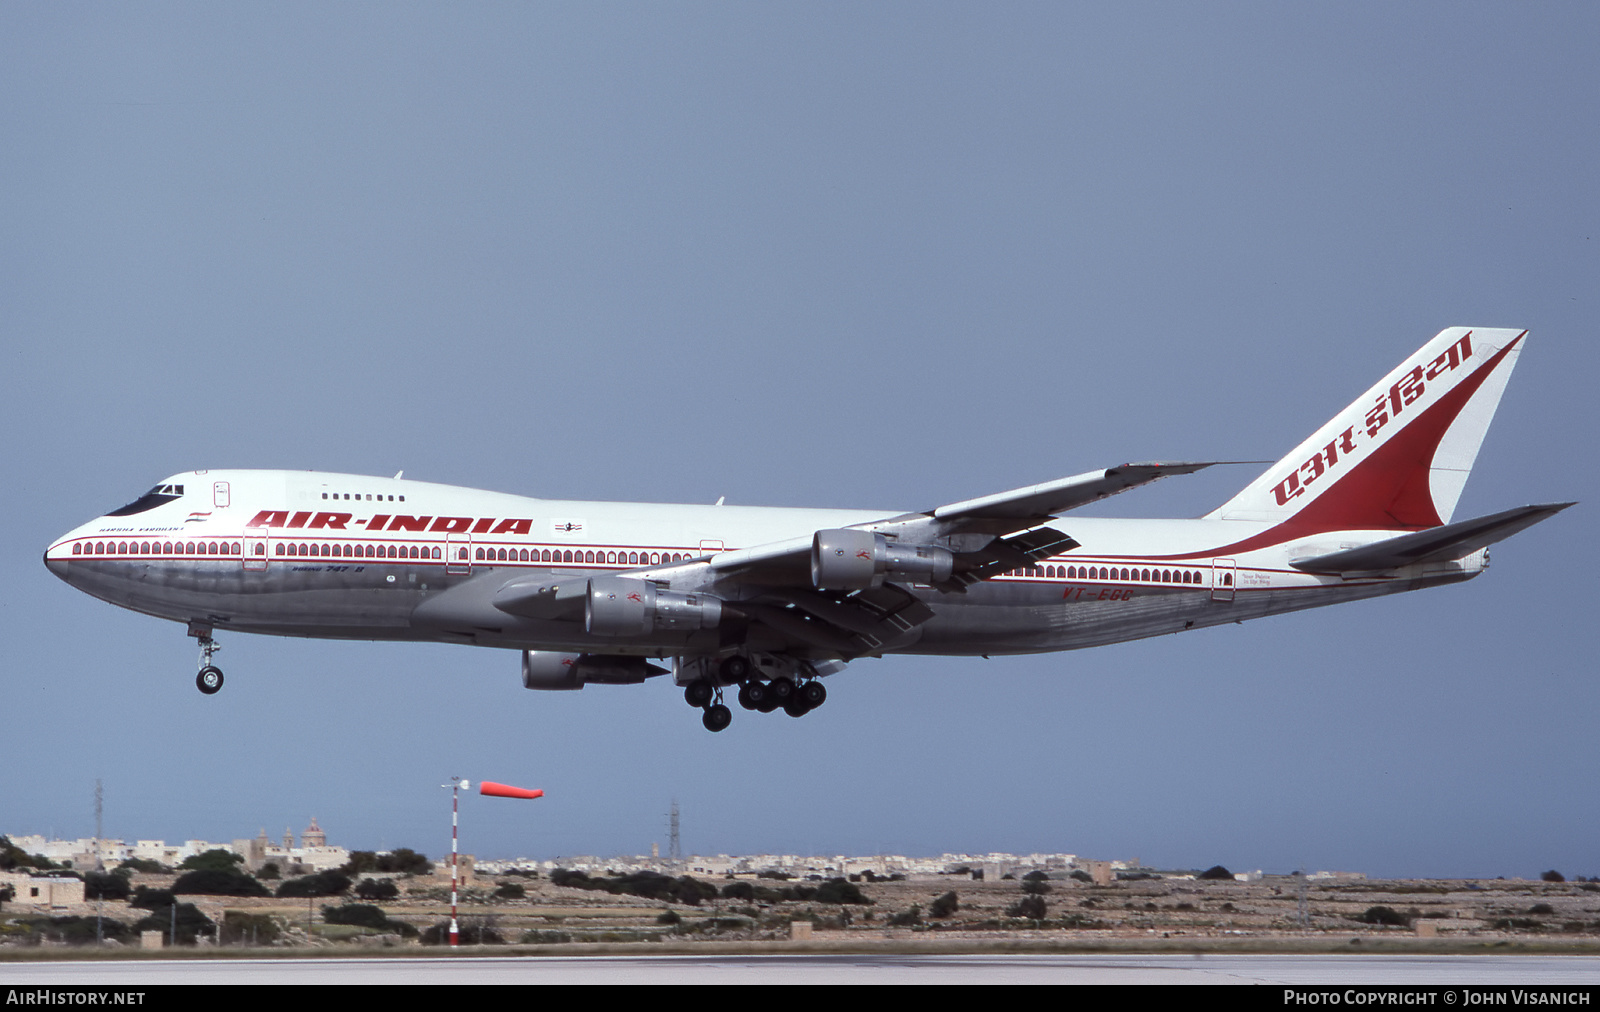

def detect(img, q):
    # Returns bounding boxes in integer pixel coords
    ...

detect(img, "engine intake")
[584,576,723,637]
[810,529,953,590]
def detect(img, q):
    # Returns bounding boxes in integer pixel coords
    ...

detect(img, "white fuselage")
[44,469,1479,662]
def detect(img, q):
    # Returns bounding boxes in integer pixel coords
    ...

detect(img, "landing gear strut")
[684,678,731,732]
[194,634,224,695]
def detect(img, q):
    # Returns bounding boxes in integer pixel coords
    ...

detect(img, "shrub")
[1354,905,1411,927]
[133,903,215,945]
[323,903,391,930]
[11,915,137,946]
[178,849,245,873]
[929,891,959,919]
[1197,866,1234,881]
[173,869,270,897]
[1542,870,1566,883]
[1021,878,1052,895]
[356,878,400,901]
[0,837,61,872]
[131,886,175,909]
[887,905,921,927]
[344,849,433,876]
[550,869,717,906]
[721,881,755,901]
[1008,895,1048,920]
[813,878,871,905]
[276,870,352,898]
[493,882,526,900]
[84,870,131,901]
[220,911,282,945]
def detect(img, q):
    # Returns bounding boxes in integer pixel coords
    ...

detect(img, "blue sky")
[3,3,1595,878]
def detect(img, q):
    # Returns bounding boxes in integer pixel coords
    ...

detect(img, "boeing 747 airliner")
[45,328,1571,730]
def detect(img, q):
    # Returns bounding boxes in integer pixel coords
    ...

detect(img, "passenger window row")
[1009,563,1208,585]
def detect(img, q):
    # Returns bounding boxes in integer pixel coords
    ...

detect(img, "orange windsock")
[479,781,544,800]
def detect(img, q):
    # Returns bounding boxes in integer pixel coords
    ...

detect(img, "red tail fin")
[1207,328,1526,533]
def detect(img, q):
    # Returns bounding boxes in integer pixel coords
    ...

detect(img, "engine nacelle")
[810,529,953,590]
[521,650,666,690]
[584,576,723,637]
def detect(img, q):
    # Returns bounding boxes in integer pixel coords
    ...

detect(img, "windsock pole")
[440,776,544,947]
[445,777,468,946]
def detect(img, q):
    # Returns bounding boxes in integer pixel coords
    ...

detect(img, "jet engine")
[810,529,953,590]
[521,650,667,690]
[584,576,723,637]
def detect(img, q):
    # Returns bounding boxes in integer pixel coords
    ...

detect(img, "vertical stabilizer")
[1207,328,1526,531]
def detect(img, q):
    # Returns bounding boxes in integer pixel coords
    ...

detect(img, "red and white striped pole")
[446,777,466,946]
[441,776,544,948]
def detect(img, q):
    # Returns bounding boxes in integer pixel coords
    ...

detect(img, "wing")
[416,462,1221,661]
[703,462,1221,656]
[712,461,1220,581]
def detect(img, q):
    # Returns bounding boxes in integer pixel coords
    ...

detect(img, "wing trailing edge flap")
[940,527,1081,591]
[734,582,936,657]
[1290,502,1575,574]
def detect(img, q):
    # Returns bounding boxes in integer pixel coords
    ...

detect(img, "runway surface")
[5,952,1600,985]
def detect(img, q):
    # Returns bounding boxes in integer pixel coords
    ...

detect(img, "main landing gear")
[683,681,733,732]
[677,655,832,732]
[682,675,829,732]
[191,624,224,695]
[736,676,826,718]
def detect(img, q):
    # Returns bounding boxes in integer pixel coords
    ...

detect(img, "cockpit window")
[106,484,183,516]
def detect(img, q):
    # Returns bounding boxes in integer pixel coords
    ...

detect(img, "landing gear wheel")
[768,677,795,703]
[196,666,224,695]
[799,680,827,708]
[684,680,714,708]
[702,703,732,732]
[719,655,751,681]
[782,695,810,718]
[737,682,765,710]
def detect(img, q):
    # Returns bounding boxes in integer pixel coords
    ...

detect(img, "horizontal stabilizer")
[1290,502,1574,573]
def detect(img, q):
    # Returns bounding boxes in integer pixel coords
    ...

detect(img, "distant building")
[10,818,348,875]
[0,872,84,909]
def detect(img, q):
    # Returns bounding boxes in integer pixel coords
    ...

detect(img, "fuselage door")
[1211,558,1236,602]
[243,531,269,572]
[213,481,231,508]
[446,532,472,575]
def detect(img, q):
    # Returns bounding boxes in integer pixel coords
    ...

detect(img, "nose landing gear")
[197,664,224,695]
[191,624,224,695]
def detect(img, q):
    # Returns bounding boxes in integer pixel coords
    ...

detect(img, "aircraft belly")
[59,559,425,636]
[908,573,1469,656]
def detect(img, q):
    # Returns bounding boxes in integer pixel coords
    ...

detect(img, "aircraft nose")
[44,535,77,582]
